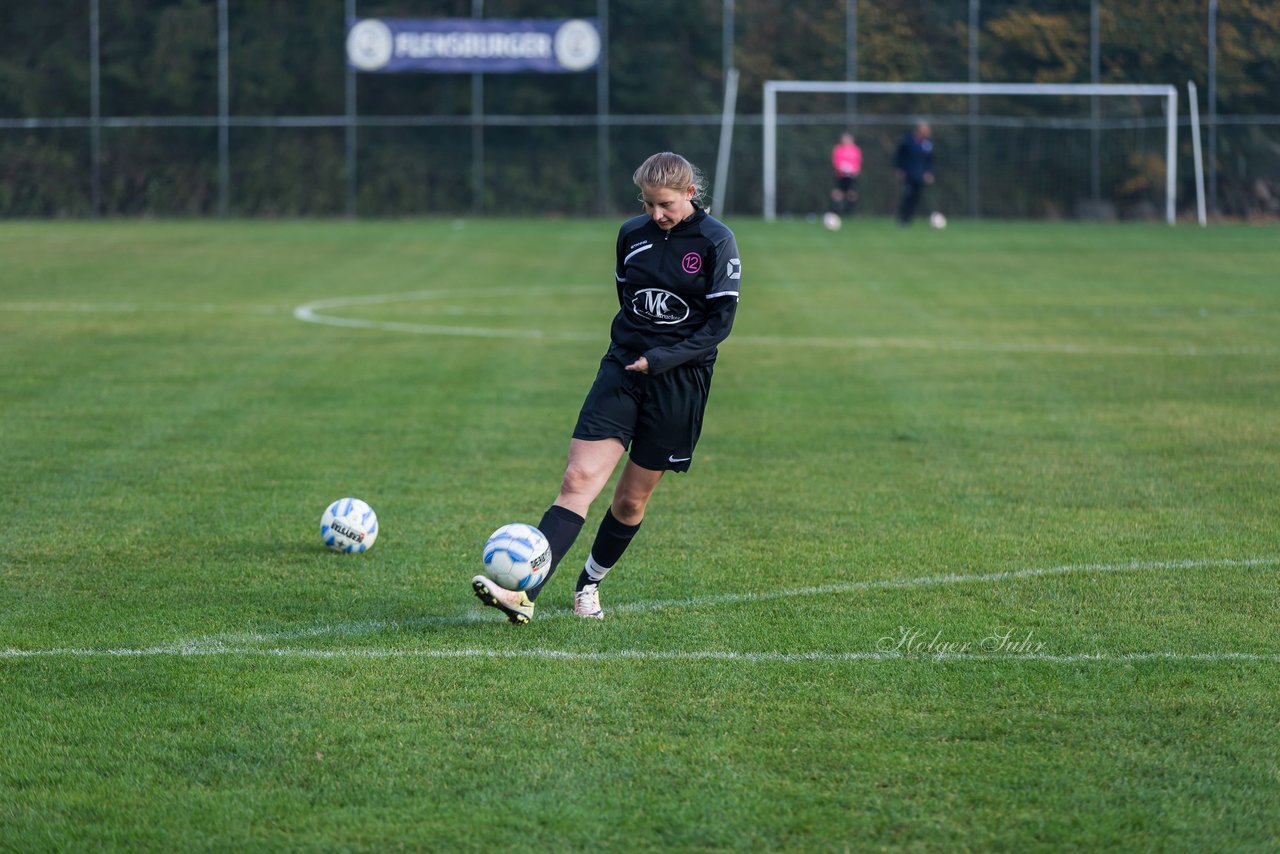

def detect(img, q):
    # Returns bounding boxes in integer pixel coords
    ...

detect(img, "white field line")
[732,334,1278,357]
[3,646,1279,665]
[2,301,281,315]
[7,295,1273,356]
[137,554,1280,652]
[601,556,1280,617]
[291,287,601,342]
[290,289,1280,357]
[3,556,1276,663]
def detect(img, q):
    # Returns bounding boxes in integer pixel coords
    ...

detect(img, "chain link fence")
[1,0,1276,219]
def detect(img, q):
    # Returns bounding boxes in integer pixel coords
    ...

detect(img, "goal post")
[713,67,740,217]
[762,80,1179,224]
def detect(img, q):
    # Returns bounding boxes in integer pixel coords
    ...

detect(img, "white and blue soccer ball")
[483,523,552,591]
[320,497,379,553]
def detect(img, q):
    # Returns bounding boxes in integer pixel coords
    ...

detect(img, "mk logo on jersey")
[631,288,690,325]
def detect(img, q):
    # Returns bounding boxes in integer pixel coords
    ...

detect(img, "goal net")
[762,81,1179,224]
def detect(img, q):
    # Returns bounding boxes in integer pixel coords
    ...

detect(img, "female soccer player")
[829,131,863,217]
[473,151,742,623]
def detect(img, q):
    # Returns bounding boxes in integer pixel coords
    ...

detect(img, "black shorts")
[835,175,859,193]
[572,354,713,473]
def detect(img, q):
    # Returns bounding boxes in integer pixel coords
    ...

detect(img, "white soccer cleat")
[472,575,535,625]
[574,584,604,620]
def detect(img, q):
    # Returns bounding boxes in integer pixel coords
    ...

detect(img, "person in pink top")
[830,132,863,217]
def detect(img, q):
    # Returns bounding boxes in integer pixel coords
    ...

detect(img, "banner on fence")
[346,18,601,73]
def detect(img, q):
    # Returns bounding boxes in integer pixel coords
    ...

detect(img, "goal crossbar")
[762,81,1179,223]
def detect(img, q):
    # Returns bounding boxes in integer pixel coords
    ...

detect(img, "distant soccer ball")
[822,211,842,231]
[929,211,947,229]
[483,523,552,591]
[320,497,379,553]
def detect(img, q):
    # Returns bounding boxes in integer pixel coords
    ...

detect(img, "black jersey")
[609,205,741,375]
[894,131,935,182]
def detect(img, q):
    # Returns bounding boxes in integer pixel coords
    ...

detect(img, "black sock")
[575,508,642,592]
[527,504,584,601]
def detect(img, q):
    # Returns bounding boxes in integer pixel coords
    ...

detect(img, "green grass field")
[2,217,1278,850]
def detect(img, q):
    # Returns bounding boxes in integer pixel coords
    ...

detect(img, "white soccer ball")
[483,523,552,592]
[320,497,379,553]
[822,211,842,231]
[929,211,947,229]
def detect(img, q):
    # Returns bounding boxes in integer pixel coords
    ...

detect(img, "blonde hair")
[633,152,704,203]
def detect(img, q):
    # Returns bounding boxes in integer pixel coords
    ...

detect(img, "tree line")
[1,0,1276,216]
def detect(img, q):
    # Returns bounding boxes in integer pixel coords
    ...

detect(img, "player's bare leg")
[555,438,628,518]
[610,460,664,525]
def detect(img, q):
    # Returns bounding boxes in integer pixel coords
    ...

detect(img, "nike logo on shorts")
[668,454,692,463]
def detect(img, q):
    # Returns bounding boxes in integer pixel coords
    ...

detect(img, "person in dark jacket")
[894,121,935,225]
[473,152,742,624]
